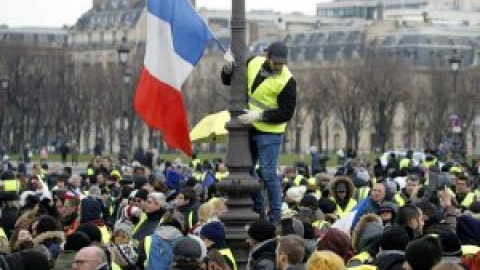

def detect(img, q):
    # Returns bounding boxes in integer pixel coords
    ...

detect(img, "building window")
[112,31,117,44]
[87,32,92,45]
[100,31,104,44]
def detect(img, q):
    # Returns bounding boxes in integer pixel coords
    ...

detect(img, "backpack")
[145,233,182,270]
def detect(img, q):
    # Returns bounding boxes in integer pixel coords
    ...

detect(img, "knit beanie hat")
[76,223,102,243]
[380,226,409,251]
[317,228,354,263]
[20,249,50,270]
[34,215,62,235]
[439,231,462,257]
[247,219,276,243]
[64,231,92,251]
[405,236,442,270]
[174,236,204,261]
[200,221,226,245]
[80,197,103,224]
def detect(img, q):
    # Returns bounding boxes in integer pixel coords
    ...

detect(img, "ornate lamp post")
[449,51,462,159]
[117,37,130,162]
[216,0,261,268]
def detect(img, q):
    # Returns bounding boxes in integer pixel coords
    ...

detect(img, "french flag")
[134,0,214,156]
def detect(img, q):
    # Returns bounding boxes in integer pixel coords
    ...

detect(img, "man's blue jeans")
[250,134,283,223]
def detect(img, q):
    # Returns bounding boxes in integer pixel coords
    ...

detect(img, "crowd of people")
[0,149,480,270]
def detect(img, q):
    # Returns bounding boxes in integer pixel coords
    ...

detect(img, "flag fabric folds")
[135,0,214,156]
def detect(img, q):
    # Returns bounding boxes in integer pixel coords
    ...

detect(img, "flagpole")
[216,0,261,268]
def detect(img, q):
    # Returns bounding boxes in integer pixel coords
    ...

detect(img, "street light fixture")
[117,37,130,162]
[449,50,462,159]
[215,0,261,267]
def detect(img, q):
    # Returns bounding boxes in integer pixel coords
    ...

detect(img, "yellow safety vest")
[110,169,121,178]
[247,56,292,133]
[215,171,229,181]
[87,168,95,176]
[3,179,20,193]
[356,187,370,201]
[462,245,480,256]
[333,198,357,218]
[347,251,372,268]
[98,225,111,245]
[312,220,330,230]
[144,235,152,267]
[0,227,7,241]
[191,158,201,169]
[393,193,407,207]
[460,192,476,208]
[293,175,305,186]
[193,172,203,182]
[219,248,237,270]
[132,213,147,235]
[399,158,411,169]
[111,262,121,270]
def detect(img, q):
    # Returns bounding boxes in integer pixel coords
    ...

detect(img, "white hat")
[286,186,307,203]
[2,155,9,161]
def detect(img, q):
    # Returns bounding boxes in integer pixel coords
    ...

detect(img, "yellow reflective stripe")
[334,199,357,218]
[188,211,194,229]
[357,187,370,201]
[293,175,303,186]
[99,225,111,245]
[215,171,229,181]
[461,192,476,208]
[394,193,406,207]
[219,248,237,270]
[144,235,152,267]
[348,251,371,266]
[312,220,330,229]
[111,262,121,270]
[87,168,95,176]
[0,228,7,241]
[3,180,19,192]
[133,213,147,234]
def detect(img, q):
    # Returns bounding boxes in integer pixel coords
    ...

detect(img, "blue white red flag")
[135,0,214,156]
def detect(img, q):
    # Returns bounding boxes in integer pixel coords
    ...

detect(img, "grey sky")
[0,0,328,27]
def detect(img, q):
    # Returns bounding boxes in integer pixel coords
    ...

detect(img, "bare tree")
[326,64,368,150]
[363,51,408,152]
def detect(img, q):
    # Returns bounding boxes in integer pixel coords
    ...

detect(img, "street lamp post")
[216,0,261,268]
[449,51,462,159]
[117,37,130,162]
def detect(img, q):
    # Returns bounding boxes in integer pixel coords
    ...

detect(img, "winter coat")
[286,264,306,270]
[132,208,165,242]
[373,250,405,270]
[52,250,76,270]
[33,230,65,262]
[247,239,277,270]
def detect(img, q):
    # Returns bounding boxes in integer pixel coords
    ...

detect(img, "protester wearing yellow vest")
[456,175,476,209]
[331,177,357,218]
[222,42,297,223]
[394,175,420,207]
